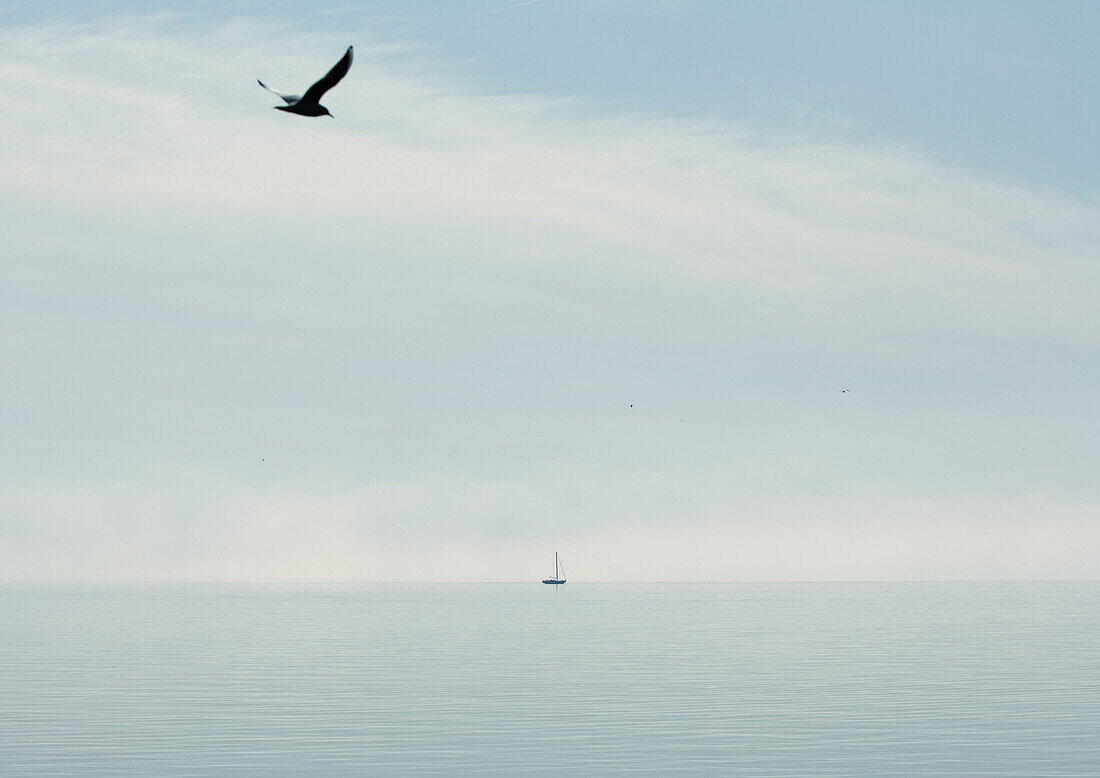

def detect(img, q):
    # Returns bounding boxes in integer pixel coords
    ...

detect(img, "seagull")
[258,45,353,117]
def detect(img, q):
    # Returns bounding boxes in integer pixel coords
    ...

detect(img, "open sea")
[2,582,1098,776]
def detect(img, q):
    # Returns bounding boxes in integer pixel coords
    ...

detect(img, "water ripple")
[2,582,1098,775]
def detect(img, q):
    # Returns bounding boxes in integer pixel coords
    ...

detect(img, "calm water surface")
[2,582,1098,775]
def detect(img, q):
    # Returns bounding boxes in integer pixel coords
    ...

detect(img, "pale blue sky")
[389,0,1100,192]
[0,2,1097,580]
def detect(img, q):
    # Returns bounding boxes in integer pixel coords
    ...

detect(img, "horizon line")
[2,578,1097,585]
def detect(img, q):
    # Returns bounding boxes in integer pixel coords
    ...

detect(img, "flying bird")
[258,46,353,117]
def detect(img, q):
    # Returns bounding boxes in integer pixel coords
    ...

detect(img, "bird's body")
[259,46,353,117]
[274,101,331,117]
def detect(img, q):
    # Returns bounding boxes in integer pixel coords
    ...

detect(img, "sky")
[1,0,1098,581]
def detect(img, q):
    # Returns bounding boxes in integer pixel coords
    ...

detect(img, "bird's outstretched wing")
[300,46,353,105]
[257,80,300,104]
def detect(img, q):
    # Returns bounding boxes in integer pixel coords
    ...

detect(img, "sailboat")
[542,551,566,585]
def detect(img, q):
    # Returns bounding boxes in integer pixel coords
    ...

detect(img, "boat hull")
[542,579,566,585]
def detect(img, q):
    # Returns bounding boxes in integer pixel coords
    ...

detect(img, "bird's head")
[322,107,333,118]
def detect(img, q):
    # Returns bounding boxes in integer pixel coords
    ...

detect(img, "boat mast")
[555,551,559,580]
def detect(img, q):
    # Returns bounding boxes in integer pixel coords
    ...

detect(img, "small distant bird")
[838,389,850,393]
[259,46,353,117]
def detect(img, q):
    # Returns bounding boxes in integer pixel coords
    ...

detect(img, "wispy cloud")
[477,0,546,18]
